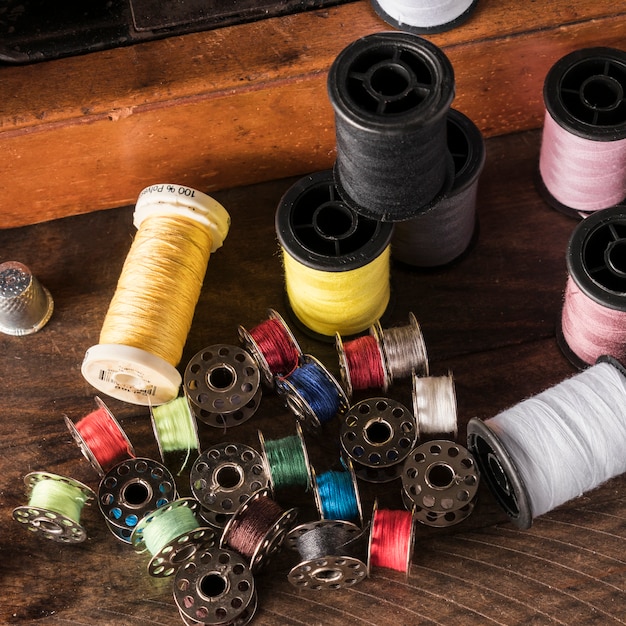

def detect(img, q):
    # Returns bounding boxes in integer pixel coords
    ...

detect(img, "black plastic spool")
[370,0,479,35]
[558,204,626,369]
[391,107,486,267]
[275,169,394,341]
[537,47,626,217]
[327,31,455,222]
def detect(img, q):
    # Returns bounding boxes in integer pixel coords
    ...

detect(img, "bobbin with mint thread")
[190,443,269,515]
[184,344,262,428]
[98,457,177,543]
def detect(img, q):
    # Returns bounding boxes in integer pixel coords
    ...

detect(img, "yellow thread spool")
[81,184,230,405]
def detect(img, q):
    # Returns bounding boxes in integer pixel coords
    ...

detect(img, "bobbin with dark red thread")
[184,344,262,428]
[340,397,417,483]
[98,457,177,543]
[173,546,257,626]
[64,396,135,477]
[401,440,479,522]
[558,204,626,368]
[190,443,269,516]
[537,47,626,217]
[328,31,455,222]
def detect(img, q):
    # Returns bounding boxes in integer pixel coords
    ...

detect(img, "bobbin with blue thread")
[312,460,363,526]
[131,497,217,578]
[221,488,299,573]
[184,344,262,428]
[400,486,475,527]
[238,308,302,387]
[275,354,349,432]
[13,471,95,543]
[173,546,257,626]
[340,397,417,483]
[190,443,269,516]
[286,519,368,590]
[401,440,479,519]
[98,457,177,543]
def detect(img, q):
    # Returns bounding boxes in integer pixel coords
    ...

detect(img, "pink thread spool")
[538,47,626,217]
[559,205,626,368]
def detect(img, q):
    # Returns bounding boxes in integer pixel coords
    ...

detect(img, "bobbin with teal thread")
[286,519,368,590]
[131,498,217,577]
[312,461,363,526]
[98,457,177,543]
[275,354,349,432]
[13,471,95,543]
[190,442,269,515]
[183,344,262,428]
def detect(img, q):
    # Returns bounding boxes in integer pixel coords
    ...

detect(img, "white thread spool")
[412,372,458,439]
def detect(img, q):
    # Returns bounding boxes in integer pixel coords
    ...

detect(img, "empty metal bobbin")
[190,443,269,515]
[173,547,257,626]
[401,486,476,528]
[184,344,262,428]
[401,440,479,515]
[340,397,417,483]
[98,457,177,543]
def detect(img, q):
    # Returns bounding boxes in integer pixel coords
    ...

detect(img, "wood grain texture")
[0,0,625,227]
[1,128,625,625]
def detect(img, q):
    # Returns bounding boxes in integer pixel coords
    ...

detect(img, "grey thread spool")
[0,261,53,336]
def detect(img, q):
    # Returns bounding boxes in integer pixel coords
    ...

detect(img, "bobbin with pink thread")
[558,204,626,368]
[537,47,626,217]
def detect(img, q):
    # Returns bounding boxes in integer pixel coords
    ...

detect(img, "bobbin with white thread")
[81,184,230,406]
[190,443,269,515]
[401,486,475,527]
[221,488,298,573]
[0,261,53,336]
[537,48,626,217]
[275,354,350,432]
[184,344,262,428]
[558,204,626,368]
[13,472,95,543]
[238,308,302,387]
[412,372,459,439]
[340,397,417,483]
[312,460,364,526]
[64,396,135,477]
[378,313,429,382]
[98,457,177,543]
[131,498,217,578]
[286,519,368,590]
[173,547,257,626]
[401,439,480,515]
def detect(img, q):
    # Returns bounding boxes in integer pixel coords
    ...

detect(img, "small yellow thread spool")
[81,184,230,406]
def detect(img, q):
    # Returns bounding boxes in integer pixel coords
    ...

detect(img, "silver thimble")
[0,261,54,336]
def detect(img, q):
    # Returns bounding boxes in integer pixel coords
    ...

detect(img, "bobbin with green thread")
[98,457,178,543]
[13,471,95,543]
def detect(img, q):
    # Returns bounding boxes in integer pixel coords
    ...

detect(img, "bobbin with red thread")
[286,519,368,590]
[221,488,298,573]
[173,546,257,626]
[401,440,479,522]
[558,204,626,368]
[184,344,262,428]
[64,396,135,477]
[238,308,302,387]
[190,443,269,516]
[340,397,417,483]
[98,457,178,543]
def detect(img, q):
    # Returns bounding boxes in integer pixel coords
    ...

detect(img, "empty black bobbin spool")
[327,31,455,222]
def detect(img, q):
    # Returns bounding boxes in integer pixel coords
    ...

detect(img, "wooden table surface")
[2,126,625,624]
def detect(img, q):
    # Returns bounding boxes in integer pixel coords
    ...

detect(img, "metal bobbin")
[401,440,479,516]
[131,498,217,577]
[221,488,299,573]
[184,344,262,428]
[286,519,368,591]
[190,443,269,515]
[197,508,233,533]
[401,487,475,528]
[378,312,430,381]
[149,395,200,465]
[174,547,257,626]
[412,372,459,440]
[12,472,95,543]
[340,397,417,483]
[275,354,349,432]
[98,457,177,543]
[312,459,364,526]
[238,308,302,387]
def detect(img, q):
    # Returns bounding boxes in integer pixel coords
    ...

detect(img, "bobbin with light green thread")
[13,471,95,543]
